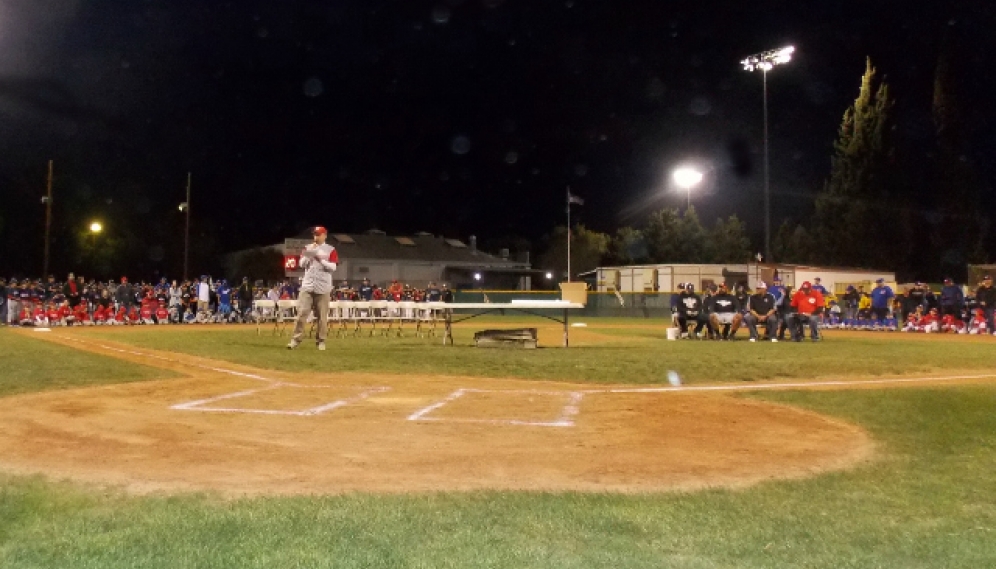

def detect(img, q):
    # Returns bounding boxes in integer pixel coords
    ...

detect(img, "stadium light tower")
[742,45,794,263]
[672,167,704,210]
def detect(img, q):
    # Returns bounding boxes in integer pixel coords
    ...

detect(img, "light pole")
[742,45,794,263]
[178,172,191,281]
[673,167,704,210]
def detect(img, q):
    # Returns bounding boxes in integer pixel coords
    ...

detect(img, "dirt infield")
[0,330,877,496]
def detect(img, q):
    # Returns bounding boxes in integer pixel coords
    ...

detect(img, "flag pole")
[566,187,571,283]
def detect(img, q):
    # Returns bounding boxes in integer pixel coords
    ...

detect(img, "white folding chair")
[416,303,438,338]
[275,299,298,336]
[253,300,276,335]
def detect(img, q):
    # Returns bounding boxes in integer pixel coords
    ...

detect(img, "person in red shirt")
[155,302,170,324]
[788,281,824,342]
[140,302,154,324]
[74,303,92,326]
[903,306,926,332]
[60,301,75,326]
[113,306,127,325]
[940,313,964,334]
[93,305,107,325]
[33,303,48,327]
[128,305,141,324]
[920,308,940,333]
[47,304,63,326]
[969,308,989,335]
[389,280,403,302]
[19,304,34,326]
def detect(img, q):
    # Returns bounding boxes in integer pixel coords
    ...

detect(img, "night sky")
[1,0,993,277]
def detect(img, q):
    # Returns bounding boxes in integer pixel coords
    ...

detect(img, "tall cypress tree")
[812,58,897,269]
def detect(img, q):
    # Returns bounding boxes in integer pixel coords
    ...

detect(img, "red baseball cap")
[801,281,812,288]
[313,226,327,235]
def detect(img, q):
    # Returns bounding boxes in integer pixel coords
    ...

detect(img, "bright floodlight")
[89,222,103,233]
[673,167,704,189]
[545,272,553,280]
[178,202,188,212]
[742,45,795,72]
[474,272,482,281]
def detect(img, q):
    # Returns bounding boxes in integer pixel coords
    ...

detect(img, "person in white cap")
[288,226,338,350]
[745,282,778,342]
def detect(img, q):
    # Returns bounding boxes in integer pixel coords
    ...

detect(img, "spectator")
[745,282,778,342]
[843,285,859,322]
[976,275,995,332]
[675,283,707,339]
[870,278,895,324]
[789,281,823,342]
[63,273,82,307]
[441,284,454,303]
[115,277,133,309]
[426,282,442,302]
[940,278,964,317]
[359,278,374,300]
[238,277,252,315]
[0,278,7,325]
[811,277,829,297]
[708,283,742,341]
[197,276,210,314]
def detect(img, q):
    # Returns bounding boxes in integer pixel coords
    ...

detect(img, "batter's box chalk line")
[407,388,584,427]
[171,385,391,416]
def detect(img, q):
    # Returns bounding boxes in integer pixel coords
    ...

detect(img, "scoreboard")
[283,238,312,278]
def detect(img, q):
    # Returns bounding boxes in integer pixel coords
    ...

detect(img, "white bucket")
[666,327,679,341]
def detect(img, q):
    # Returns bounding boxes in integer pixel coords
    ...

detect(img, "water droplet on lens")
[304,77,324,97]
[432,6,451,24]
[689,97,711,116]
[574,164,588,177]
[450,135,471,155]
[505,151,518,164]
[257,27,269,38]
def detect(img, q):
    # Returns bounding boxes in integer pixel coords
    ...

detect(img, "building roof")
[308,233,529,267]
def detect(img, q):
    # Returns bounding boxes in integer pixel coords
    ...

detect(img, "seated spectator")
[788,281,823,342]
[968,308,989,335]
[675,284,707,339]
[745,282,777,342]
[940,313,965,334]
[708,283,742,341]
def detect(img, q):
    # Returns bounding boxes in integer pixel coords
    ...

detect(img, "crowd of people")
[671,275,996,342]
[0,273,453,328]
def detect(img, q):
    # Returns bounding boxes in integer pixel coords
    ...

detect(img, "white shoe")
[286,340,300,350]
[317,343,326,351]
[770,339,778,343]
[749,338,756,343]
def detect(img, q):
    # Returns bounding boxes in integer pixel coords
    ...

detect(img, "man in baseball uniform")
[288,226,338,350]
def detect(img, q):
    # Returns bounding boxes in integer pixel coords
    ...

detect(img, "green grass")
[83,321,996,384]
[0,329,176,398]
[2,387,996,568]
[3,323,996,567]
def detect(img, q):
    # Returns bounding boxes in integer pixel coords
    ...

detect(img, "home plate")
[34,328,52,333]
[571,323,588,327]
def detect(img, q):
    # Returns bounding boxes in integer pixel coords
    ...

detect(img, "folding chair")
[369,300,389,336]
[275,299,298,336]
[416,303,438,338]
[253,300,276,336]
[397,301,417,337]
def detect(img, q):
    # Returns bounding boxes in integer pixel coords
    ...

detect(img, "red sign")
[284,255,300,270]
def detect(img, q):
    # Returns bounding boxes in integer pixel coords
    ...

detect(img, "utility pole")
[43,160,54,277]
[183,172,191,281]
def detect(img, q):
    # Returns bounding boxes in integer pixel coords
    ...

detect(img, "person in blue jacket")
[939,278,964,318]
[870,278,895,323]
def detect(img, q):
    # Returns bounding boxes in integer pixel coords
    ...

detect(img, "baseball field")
[2,320,996,568]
